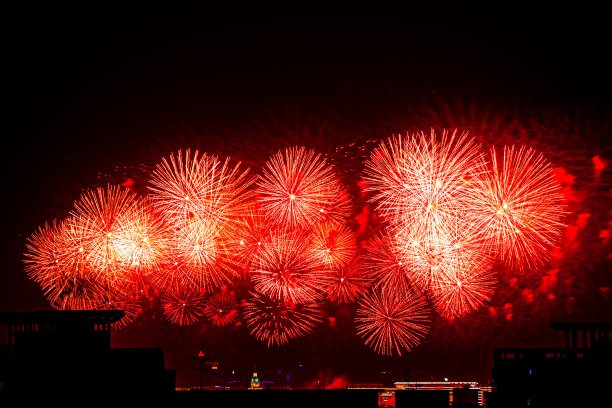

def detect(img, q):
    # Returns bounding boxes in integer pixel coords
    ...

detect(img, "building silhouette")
[490,321,612,407]
[0,310,175,394]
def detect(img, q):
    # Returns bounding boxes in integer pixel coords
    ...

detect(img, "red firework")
[363,232,415,295]
[309,221,357,270]
[154,219,236,294]
[203,291,239,326]
[470,145,567,270]
[250,229,330,303]
[68,185,141,289]
[430,263,497,319]
[232,206,274,273]
[242,291,324,347]
[148,149,254,228]
[355,288,430,356]
[24,219,95,309]
[162,290,207,325]
[325,256,369,303]
[364,129,483,234]
[256,146,344,229]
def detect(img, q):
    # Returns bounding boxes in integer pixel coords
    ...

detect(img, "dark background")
[3,4,611,387]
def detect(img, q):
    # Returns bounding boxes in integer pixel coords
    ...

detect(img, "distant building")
[395,381,482,406]
[491,321,612,407]
[0,310,175,393]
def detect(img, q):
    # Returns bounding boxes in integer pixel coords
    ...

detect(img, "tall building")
[490,321,612,407]
[0,310,175,394]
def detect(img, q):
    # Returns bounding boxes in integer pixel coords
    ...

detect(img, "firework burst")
[355,288,430,356]
[250,229,330,303]
[257,146,344,229]
[469,145,567,270]
[430,263,497,319]
[203,290,239,326]
[162,290,207,325]
[310,221,357,270]
[325,256,369,303]
[148,149,254,228]
[68,185,141,289]
[364,129,483,235]
[242,291,324,347]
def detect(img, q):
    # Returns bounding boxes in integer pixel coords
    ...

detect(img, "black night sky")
[3,5,611,388]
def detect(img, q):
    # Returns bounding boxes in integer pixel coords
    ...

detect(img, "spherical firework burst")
[430,263,497,319]
[24,219,97,309]
[364,129,483,237]
[325,256,369,303]
[469,145,567,270]
[232,206,274,273]
[242,291,324,347]
[162,290,207,325]
[310,221,357,270]
[394,221,492,294]
[355,288,430,356]
[148,149,254,228]
[153,219,236,294]
[250,229,330,303]
[203,290,239,326]
[256,146,344,229]
[68,185,141,289]
[363,232,415,295]
[108,196,170,291]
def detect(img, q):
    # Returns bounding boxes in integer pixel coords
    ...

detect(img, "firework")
[325,256,369,303]
[203,290,239,326]
[355,288,430,356]
[250,229,330,303]
[363,129,483,236]
[232,206,274,273]
[153,219,236,294]
[243,291,324,347]
[362,232,415,295]
[68,185,141,289]
[469,145,567,269]
[430,263,497,319]
[310,221,357,270]
[257,146,344,229]
[24,219,93,308]
[148,149,254,228]
[162,290,207,325]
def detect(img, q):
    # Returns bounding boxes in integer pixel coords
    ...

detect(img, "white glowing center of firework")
[340,277,345,282]
[79,247,84,252]
[184,196,190,201]
[174,262,178,266]
[398,261,402,265]
[218,309,223,313]
[457,281,462,287]
[240,239,244,245]
[326,248,331,253]
[143,237,148,243]
[182,303,186,307]
[454,243,461,249]
[257,241,261,246]
[55,259,59,263]
[320,208,325,213]
[194,245,200,250]
[290,194,296,200]
[435,180,442,188]
[107,233,112,238]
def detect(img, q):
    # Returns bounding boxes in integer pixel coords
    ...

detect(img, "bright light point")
[340,277,344,282]
[289,194,296,200]
[184,196,190,201]
[435,180,442,188]
[457,281,462,287]
[239,239,244,245]
[319,208,325,213]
